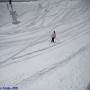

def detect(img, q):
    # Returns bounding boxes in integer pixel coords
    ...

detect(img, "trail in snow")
[15,43,90,87]
[0,0,90,90]
[0,17,90,67]
[0,28,90,68]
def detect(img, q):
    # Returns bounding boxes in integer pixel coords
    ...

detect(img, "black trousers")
[51,37,54,42]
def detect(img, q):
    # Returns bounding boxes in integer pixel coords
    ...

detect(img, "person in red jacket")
[51,31,56,43]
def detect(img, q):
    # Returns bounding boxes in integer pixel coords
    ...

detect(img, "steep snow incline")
[0,0,90,90]
[0,0,90,66]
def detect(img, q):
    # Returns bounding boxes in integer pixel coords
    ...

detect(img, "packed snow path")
[0,0,90,90]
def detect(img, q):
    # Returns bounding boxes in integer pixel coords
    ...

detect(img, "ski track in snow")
[0,0,90,89]
[0,1,90,65]
[0,0,89,35]
[0,25,90,68]
[15,43,90,87]
[0,17,90,67]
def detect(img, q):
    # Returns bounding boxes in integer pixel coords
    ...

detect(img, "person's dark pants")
[51,37,54,42]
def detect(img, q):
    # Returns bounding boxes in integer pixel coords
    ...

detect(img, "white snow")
[0,0,90,90]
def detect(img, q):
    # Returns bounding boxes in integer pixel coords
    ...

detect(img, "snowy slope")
[0,0,90,90]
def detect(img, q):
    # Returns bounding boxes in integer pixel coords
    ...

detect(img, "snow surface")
[0,0,90,90]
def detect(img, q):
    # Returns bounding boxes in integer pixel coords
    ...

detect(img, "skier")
[51,31,56,43]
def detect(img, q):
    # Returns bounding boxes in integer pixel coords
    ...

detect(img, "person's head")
[54,31,55,33]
